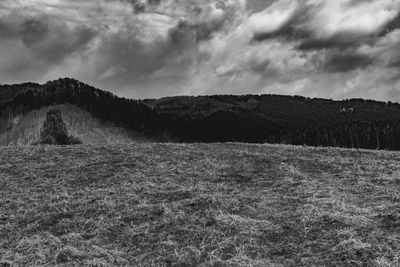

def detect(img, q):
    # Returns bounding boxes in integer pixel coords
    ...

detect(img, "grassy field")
[1,143,400,266]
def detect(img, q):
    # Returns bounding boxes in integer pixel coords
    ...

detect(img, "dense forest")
[2,77,400,150]
[0,78,161,136]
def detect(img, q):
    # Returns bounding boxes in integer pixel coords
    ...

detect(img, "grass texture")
[1,143,400,266]
[0,104,149,146]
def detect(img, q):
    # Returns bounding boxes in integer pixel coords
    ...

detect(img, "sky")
[0,0,400,100]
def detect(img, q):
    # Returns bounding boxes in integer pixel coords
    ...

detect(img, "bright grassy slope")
[1,143,400,266]
[0,104,149,146]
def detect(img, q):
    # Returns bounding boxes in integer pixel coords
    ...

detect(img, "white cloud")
[245,0,299,35]
[307,0,399,38]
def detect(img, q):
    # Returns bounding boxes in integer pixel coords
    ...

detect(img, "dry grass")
[1,143,400,266]
[0,104,149,146]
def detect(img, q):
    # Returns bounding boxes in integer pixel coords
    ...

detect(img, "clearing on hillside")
[0,104,150,146]
[1,143,400,266]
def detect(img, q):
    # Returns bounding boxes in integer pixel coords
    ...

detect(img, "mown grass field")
[1,143,400,266]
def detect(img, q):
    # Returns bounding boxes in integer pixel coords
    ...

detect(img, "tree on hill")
[39,109,81,145]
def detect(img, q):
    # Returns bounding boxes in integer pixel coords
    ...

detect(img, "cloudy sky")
[1,0,400,100]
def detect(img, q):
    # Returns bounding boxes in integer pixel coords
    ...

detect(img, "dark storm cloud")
[246,0,276,13]
[252,26,306,42]
[21,18,49,45]
[323,53,373,73]
[169,18,226,43]
[148,0,162,5]
[133,0,162,12]
[295,34,373,51]
[251,3,312,42]
[345,0,376,7]
[379,12,400,36]
[0,6,97,85]
[13,14,96,64]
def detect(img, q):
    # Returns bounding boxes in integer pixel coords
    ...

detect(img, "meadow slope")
[1,143,400,266]
[0,104,149,146]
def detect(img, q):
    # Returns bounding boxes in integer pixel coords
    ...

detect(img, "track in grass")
[1,143,400,266]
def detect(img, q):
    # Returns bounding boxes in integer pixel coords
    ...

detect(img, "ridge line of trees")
[2,77,400,150]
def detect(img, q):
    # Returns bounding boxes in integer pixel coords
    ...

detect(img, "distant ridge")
[2,77,400,149]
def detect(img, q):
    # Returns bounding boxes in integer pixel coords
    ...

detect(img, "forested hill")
[0,78,160,137]
[2,77,400,150]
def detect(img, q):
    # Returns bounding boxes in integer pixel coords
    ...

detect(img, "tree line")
[3,77,400,150]
[267,120,400,150]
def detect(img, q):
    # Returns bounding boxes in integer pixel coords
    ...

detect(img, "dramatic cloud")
[1,0,400,100]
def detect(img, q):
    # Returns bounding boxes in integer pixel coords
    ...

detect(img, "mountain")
[2,77,400,149]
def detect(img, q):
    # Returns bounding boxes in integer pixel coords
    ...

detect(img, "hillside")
[0,104,150,146]
[145,95,400,147]
[2,78,400,149]
[1,143,400,266]
[0,78,161,145]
